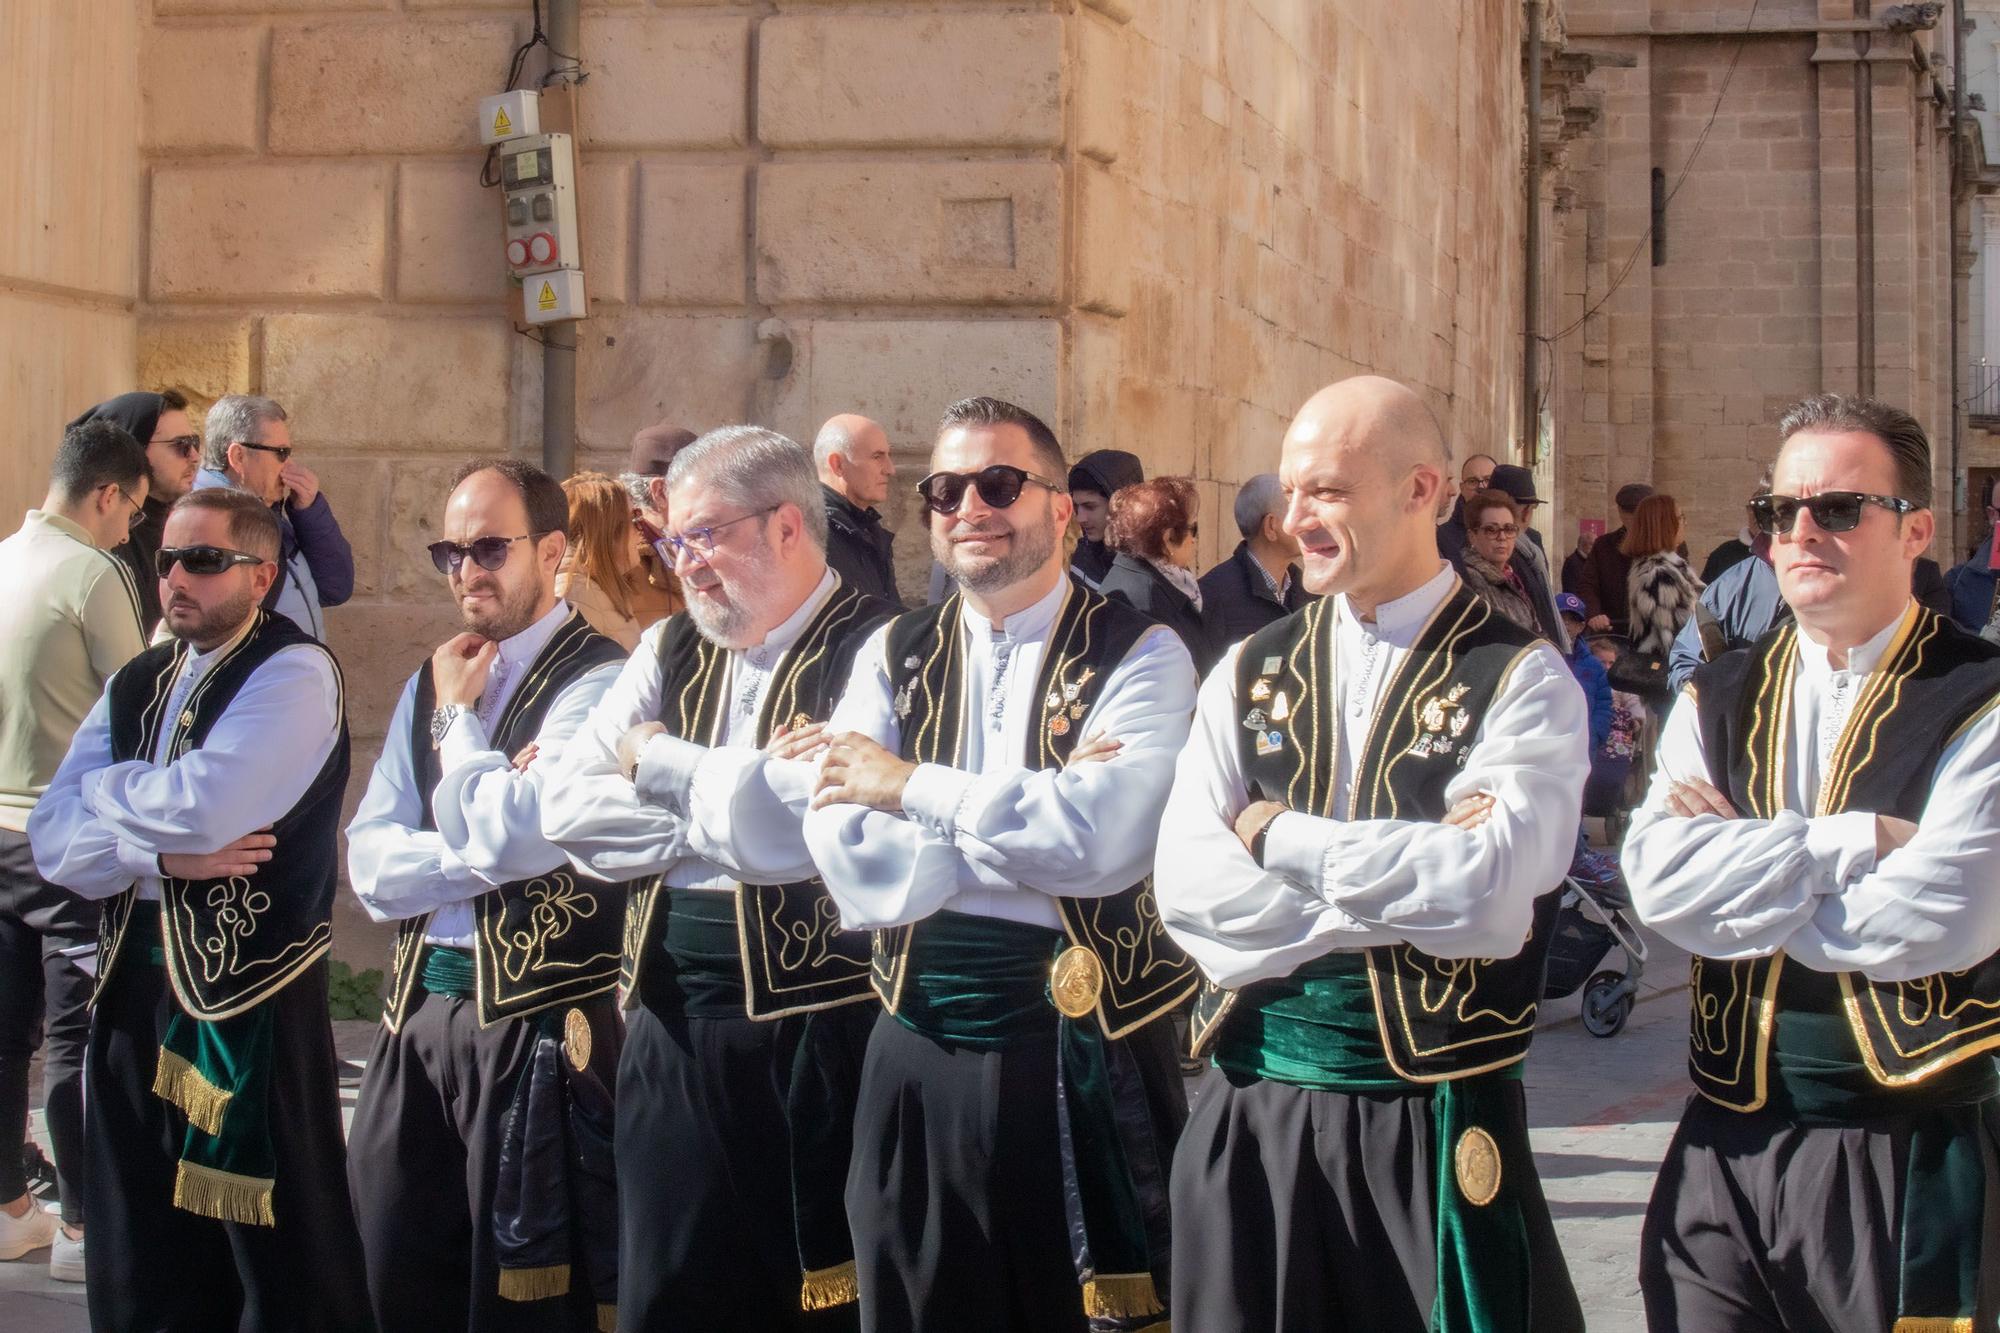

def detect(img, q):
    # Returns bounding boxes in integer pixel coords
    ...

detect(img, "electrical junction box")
[479,90,541,146]
[523,269,588,325]
[499,132,581,276]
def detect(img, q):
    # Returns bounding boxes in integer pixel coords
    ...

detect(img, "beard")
[166,584,256,649]
[683,532,777,649]
[933,504,1059,595]
[459,573,543,641]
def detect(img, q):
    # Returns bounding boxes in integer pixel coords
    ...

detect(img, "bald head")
[1278,376,1452,611]
[815,413,897,508]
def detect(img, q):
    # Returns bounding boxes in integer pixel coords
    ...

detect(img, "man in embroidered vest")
[343,458,627,1332]
[27,486,369,1331]
[803,395,1199,1333]
[1154,376,1588,1333]
[1626,394,2000,1331]
[542,425,894,1331]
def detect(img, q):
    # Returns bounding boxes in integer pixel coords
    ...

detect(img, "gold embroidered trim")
[172,1160,274,1227]
[497,1263,571,1302]
[152,1048,231,1135]
[1891,1319,1973,1332]
[1082,1272,1165,1319]
[596,1302,618,1333]
[800,1259,859,1310]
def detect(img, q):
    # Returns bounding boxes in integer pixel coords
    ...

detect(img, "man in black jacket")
[73,390,201,636]
[1198,472,1310,648]
[1067,448,1145,589]
[814,413,902,607]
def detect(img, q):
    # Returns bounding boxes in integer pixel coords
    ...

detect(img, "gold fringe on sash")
[1082,1272,1165,1320]
[1892,1320,1974,1332]
[800,1259,859,1310]
[152,1048,232,1135]
[595,1302,617,1333]
[172,1161,275,1227]
[497,1263,571,1302]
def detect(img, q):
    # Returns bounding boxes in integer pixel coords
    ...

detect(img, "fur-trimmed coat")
[1626,551,1702,658]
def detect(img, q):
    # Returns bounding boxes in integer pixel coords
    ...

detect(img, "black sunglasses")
[427,532,550,575]
[152,433,201,458]
[1748,491,1917,536]
[236,440,293,463]
[155,545,265,578]
[915,464,1064,516]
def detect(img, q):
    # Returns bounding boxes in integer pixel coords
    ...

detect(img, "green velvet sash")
[420,945,476,1000]
[1213,951,1541,1333]
[132,905,279,1227]
[895,912,1171,1330]
[654,891,748,1018]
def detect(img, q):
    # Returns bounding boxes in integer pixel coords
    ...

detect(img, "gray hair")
[203,394,288,472]
[617,472,657,510]
[1233,473,1285,538]
[666,425,828,553]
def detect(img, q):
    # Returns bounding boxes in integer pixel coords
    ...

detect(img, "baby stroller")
[1542,842,1649,1037]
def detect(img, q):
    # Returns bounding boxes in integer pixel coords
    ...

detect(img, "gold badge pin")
[563,1007,591,1071]
[1269,691,1291,723]
[1050,945,1103,1019]
[1049,714,1070,737]
[1248,679,1272,701]
[1454,1126,1502,1207]
[791,712,813,732]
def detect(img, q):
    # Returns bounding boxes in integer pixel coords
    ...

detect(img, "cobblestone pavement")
[1,941,1690,1331]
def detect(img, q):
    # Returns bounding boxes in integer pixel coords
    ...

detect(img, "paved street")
[0,938,1691,1331]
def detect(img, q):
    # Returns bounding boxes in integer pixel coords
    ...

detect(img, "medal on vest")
[1248,677,1272,701]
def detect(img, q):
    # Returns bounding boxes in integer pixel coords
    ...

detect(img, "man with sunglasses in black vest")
[544,426,897,1331]
[344,459,632,1332]
[1628,394,2000,1329]
[28,486,370,1331]
[805,396,1199,1332]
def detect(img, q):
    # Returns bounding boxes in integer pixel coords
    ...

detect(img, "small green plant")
[328,960,386,1022]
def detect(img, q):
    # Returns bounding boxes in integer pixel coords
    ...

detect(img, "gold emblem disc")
[1454,1126,1502,1207]
[563,1007,591,1071]
[1050,945,1103,1019]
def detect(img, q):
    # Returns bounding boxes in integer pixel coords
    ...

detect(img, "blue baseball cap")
[1556,593,1586,619]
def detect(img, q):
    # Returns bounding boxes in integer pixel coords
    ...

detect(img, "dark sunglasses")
[915,464,1064,516]
[155,545,264,578]
[1474,523,1521,538]
[428,532,550,575]
[236,440,293,463]
[1747,491,1916,536]
[152,433,201,458]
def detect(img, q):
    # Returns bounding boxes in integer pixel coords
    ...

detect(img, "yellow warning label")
[537,280,558,312]
[492,106,513,137]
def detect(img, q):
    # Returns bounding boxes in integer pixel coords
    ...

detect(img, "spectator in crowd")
[192,394,352,640]
[620,421,697,628]
[1584,632,1647,817]
[1455,489,1562,640]
[1198,472,1311,646]
[1700,500,1758,585]
[1945,475,2000,635]
[1625,493,1702,658]
[73,391,200,636]
[1066,448,1145,589]
[1099,475,1222,673]
[557,471,659,650]
[1557,594,1613,756]
[1580,481,1656,634]
[813,413,902,605]
[1485,463,1568,646]
[0,419,151,1280]
[1562,522,1597,597]
[1434,451,1497,562]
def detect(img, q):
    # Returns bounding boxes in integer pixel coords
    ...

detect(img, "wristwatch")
[430,704,468,750]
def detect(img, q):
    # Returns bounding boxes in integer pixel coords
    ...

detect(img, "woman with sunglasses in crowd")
[556,471,678,651]
[1097,475,1225,674]
[1455,487,1564,642]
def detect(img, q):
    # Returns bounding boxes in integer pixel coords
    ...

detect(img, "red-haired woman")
[1098,476,1222,673]
[1624,493,1701,659]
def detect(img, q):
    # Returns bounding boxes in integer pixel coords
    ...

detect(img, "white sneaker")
[0,1200,55,1260]
[48,1226,83,1282]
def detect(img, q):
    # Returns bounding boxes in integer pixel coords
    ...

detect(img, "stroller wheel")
[1581,970,1633,1038]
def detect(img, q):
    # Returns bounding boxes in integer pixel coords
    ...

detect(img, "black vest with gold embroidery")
[624,582,896,1017]
[382,611,633,1031]
[869,581,1199,1039]
[99,611,350,1020]
[1188,584,1557,1081]
[1686,607,2000,1110]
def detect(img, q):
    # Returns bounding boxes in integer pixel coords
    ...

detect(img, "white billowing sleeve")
[539,623,690,879]
[804,624,1198,929]
[432,663,620,883]
[345,674,485,924]
[1626,690,2000,980]
[634,734,819,885]
[31,648,342,897]
[1158,643,1589,987]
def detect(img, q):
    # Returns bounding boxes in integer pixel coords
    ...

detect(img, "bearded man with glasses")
[543,426,897,1331]
[71,389,201,635]
[1628,393,2000,1330]
[342,458,633,1332]
[28,486,371,1330]
[803,395,1199,1332]
[191,393,354,640]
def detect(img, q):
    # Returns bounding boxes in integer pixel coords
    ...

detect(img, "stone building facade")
[13,0,1541,956]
